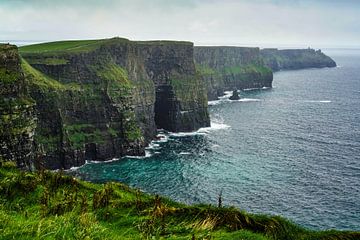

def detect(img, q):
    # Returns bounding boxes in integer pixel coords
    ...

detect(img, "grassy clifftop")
[0,163,359,240]
[19,38,130,54]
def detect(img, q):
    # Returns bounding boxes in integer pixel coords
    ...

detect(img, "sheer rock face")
[0,44,36,169]
[137,42,210,132]
[0,39,210,170]
[260,48,337,71]
[194,46,273,101]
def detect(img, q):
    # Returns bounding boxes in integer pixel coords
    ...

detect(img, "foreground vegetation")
[0,162,359,240]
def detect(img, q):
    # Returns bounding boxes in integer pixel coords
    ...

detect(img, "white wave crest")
[145,142,161,150]
[88,158,121,164]
[197,121,231,134]
[238,98,261,102]
[208,97,261,105]
[304,100,332,103]
[169,131,207,137]
[126,151,153,159]
[218,91,233,99]
[153,133,169,143]
[242,87,270,91]
[169,121,230,137]
[208,100,221,106]
[179,152,191,155]
[67,166,82,171]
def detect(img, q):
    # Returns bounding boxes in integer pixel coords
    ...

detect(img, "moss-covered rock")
[0,44,36,169]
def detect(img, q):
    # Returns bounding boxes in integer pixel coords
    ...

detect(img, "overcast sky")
[1,0,359,47]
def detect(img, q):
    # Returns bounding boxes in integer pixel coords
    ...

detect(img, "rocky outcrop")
[194,47,273,100]
[229,90,240,100]
[0,38,209,170]
[260,48,336,71]
[0,44,36,169]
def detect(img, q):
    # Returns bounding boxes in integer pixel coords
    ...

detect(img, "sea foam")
[304,100,332,103]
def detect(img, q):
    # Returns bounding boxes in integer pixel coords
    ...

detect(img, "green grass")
[21,58,66,90]
[223,64,272,76]
[135,40,193,46]
[0,163,359,240]
[18,37,132,54]
[19,39,107,53]
[0,67,21,84]
[195,64,218,76]
[64,124,104,149]
[25,57,69,65]
[19,38,194,55]
[21,58,82,91]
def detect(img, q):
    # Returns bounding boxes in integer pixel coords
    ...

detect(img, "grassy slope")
[19,38,129,54]
[0,163,359,240]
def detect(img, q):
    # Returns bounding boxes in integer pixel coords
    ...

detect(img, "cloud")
[0,0,359,47]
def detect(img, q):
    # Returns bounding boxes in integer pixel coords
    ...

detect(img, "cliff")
[260,48,337,71]
[0,44,36,169]
[0,38,210,170]
[194,47,273,100]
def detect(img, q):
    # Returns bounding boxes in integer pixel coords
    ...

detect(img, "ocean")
[72,49,360,231]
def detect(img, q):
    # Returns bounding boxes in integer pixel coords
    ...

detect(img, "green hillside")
[0,162,359,240]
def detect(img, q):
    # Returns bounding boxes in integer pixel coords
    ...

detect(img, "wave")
[208,100,222,106]
[66,157,121,171]
[304,100,332,103]
[145,142,161,150]
[242,86,270,91]
[238,98,261,102]
[67,165,83,171]
[179,152,191,155]
[87,158,121,164]
[126,151,153,159]
[206,121,231,130]
[169,131,207,137]
[208,97,261,106]
[197,122,231,134]
[169,121,230,137]
[153,131,170,143]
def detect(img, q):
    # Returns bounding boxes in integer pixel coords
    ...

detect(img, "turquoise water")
[73,49,360,231]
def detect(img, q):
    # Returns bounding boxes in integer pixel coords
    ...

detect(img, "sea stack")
[229,90,240,100]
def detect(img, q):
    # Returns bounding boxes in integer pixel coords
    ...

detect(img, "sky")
[1,0,359,48]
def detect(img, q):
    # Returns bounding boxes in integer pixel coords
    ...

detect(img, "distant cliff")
[194,47,273,100]
[0,38,210,170]
[260,48,336,71]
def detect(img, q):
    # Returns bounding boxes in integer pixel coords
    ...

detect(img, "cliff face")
[0,44,36,169]
[137,42,209,132]
[0,38,209,170]
[260,48,337,71]
[194,47,273,100]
